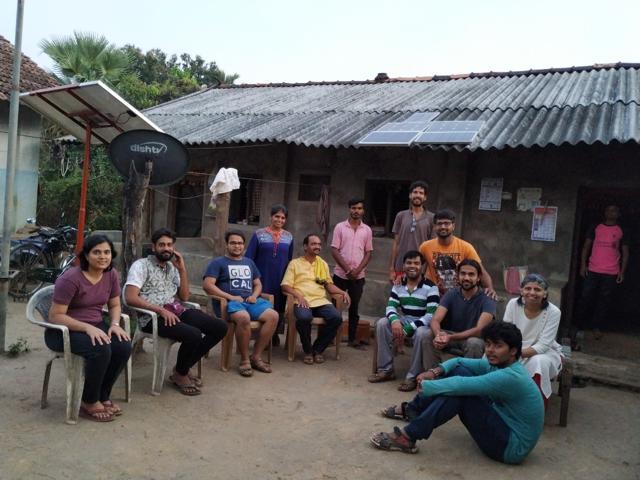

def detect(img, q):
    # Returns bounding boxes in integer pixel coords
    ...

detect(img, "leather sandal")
[368,370,396,383]
[250,356,272,373]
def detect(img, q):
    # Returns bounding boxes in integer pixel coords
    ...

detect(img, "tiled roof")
[0,35,59,101]
[146,63,640,151]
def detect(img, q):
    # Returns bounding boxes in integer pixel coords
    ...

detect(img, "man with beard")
[421,259,496,369]
[419,209,496,298]
[388,181,434,285]
[281,234,350,365]
[331,198,373,349]
[203,230,279,377]
[371,321,544,465]
[369,251,439,391]
[125,228,228,395]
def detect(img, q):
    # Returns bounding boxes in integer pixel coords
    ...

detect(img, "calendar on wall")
[531,206,558,242]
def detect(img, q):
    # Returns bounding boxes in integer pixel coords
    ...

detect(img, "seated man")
[281,234,350,365]
[202,230,278,377]
[125,228,228,396]
[371,321,544,465]
[422,259,496,369]
[368,251,439,391]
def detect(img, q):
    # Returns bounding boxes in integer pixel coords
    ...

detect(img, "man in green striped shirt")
[369,250,439,391]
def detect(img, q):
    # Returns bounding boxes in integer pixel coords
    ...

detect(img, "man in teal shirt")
[371,321,544,464]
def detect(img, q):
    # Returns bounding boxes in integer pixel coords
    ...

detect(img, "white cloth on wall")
[210,168,240,198]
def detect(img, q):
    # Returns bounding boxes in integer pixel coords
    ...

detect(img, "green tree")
[39,31,131,85]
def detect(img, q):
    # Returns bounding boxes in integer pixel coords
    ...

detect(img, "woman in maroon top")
[47,234,132,422]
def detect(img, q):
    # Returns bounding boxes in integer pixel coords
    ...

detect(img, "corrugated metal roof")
[146,64,640,150]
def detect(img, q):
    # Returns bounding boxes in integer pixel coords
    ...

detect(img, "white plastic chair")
[124,295,202,395]
[26,285,132,425]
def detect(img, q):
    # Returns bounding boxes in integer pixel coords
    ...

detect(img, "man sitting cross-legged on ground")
[371,321,544,465]
[203,230,279,377]
[281,234,350,365]
[369,250,439,391]
[422,259,496,370]
[125,228,228,396]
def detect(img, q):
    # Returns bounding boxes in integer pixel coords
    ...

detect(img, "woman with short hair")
[47,234,131,422]
[502,273,563,406]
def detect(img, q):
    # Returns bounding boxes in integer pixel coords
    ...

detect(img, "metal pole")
[74,123,92,254]
[0,0,25,353]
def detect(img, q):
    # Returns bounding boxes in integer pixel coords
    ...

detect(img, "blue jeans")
[293,304,342,354]
[403,366,511,462]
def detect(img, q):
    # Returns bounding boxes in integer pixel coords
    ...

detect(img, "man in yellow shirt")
[282,234,350,364]
[419,209,496,299]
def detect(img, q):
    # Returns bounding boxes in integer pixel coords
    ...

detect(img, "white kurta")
[503,298,563,398]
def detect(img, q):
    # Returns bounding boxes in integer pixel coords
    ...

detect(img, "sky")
[1,0,639,84]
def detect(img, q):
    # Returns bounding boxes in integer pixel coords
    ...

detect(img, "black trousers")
[332,275,365,342]
[142,308,228,375]
[45,322,132,404]
[575,271,617,331]
[294,304,343,354]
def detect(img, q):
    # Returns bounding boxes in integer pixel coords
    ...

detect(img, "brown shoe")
[368,370,396,383]
[397,378,417,392]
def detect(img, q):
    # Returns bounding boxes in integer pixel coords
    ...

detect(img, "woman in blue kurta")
[246,204,294,343]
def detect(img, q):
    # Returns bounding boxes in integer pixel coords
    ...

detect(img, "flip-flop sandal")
[313,354,325,364]
[303,355,314,365]
[238,364,254,377]
[188,373,203,387]
[397,379,417,392]
[102,400,123,416]
[79,406,114,422]
[370,427,418,453]
[169,375,202,395]
[380,402,409,421]
[250,357,272,373]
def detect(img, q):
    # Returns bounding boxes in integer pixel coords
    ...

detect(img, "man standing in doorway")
[331,198,374,349]
[419,209,496,299]
[574,204,629,343]
[388,180,434,285]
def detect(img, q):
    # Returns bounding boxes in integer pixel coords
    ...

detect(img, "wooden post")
[212,192,230,256]
[121,159,153,285]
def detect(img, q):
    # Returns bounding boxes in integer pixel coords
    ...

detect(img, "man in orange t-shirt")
[419,209,496,299]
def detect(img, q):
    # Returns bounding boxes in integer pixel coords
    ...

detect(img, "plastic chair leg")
[124,356,132,403]
[41,356,54,409]
[65,355,85,425]
[151,340,171,396]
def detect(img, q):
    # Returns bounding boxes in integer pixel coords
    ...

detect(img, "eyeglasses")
[410,216,417,233]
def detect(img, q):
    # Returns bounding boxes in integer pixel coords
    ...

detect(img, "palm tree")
[39,31,131,85]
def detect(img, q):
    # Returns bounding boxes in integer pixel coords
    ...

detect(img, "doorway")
[565,187,640,356]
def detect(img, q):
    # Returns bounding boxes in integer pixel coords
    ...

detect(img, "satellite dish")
[108,130,190,186]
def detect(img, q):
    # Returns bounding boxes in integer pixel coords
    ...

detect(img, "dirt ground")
[1,299,639,480]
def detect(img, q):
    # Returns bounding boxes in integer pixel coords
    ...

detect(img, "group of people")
[44,181,627,465]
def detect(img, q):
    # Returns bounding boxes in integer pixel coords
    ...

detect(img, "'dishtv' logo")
[130,142,168,155]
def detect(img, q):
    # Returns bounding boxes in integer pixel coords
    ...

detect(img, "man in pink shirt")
[574,205,629,344]
[331,198,374,349]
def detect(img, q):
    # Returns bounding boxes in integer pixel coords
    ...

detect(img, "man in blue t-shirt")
[421,259,496,369]
[203,230,278,377]
[371,321,544,464]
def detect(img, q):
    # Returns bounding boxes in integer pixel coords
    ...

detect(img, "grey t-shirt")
[391,209,434,271]
[439,287,496,332]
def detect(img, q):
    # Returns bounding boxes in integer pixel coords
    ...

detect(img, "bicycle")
[7,222,79,300]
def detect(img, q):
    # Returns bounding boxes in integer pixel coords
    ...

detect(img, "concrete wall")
[147,141,640,319]
[0,102,43,231]
[461,143,640,309]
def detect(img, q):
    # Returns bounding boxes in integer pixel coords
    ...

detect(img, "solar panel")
[378,122,427,132]
[414,120,484,144]
[404,112,439,124]
[358,131,421,146]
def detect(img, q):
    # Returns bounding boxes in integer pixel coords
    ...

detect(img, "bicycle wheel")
[9,243,47,299]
